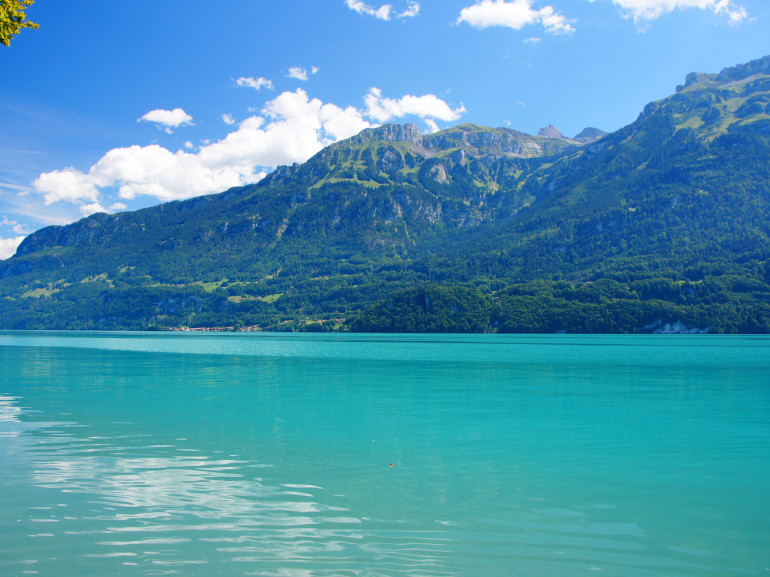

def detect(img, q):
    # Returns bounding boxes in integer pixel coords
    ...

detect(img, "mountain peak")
[537,124,564,139]
[574,127,607,143]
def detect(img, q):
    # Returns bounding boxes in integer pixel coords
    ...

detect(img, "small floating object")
[389,463,395,467]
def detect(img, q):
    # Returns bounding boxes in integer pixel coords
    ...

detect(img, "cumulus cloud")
[91,144,255,202]
[364,87,466,124]
[458,0,574,34]
[345,0,420,20]
[78,201,127,217]
[33,91,370,206]
[318,102,374,141]
[80,202,107,217]
[223,113,235,125]
[597,0,747,23]
[33,168,101,205]
[32,87,464,210]
[235,76,274,91]
[138,108,194,133]
[0,236,25,260]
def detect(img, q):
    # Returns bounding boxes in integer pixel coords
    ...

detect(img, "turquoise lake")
[0,332,768,576]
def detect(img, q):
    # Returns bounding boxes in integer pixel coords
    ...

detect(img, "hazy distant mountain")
[573,127,607,142]
[2,56,769,333]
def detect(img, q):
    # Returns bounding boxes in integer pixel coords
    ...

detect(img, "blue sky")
[1,0,769,257]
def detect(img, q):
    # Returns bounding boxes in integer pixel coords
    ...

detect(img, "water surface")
[1,332,768,576]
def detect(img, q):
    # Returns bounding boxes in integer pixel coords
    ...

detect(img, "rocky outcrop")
[350,123,424,147]
[537,124,565,139]
[677,55,770,92]
[716,55,770,84]
[422,124,573,158]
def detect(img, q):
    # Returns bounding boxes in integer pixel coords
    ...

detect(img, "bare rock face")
[715,55,770,84]
[537,124,565,139]
[428,163,449,184]
[676,55,770,92]
[350,123,424,146]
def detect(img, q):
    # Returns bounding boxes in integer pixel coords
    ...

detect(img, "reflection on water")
[0,334,769,576]
[0,394,21,420]
[6,410,457,576]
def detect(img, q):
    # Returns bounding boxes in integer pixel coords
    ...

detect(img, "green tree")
[1,0,38,46]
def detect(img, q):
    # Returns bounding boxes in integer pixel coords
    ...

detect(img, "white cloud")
[33,90,370,205]
[32,87,464,209]
[458,0,574,34]
[0,236,25,260]
[235,76,274,91]
[319,102,374,141]
[78,201,126,217]
[88,144,251,202]
[80,202,107,217]
[0,218,31,236]
[364,87,466,125]
[33,168,101,205]
[223,113,235,125]
[399,1,421,17]
[523,36,541,43]
[424,119,440,133]
[594,0,747,22]
[346,0,393,19]
[138,108,194,133]
[345,0,420,20]
[287,67,310,81]
[286,67,318,82]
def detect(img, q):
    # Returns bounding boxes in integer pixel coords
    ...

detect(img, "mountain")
[573,127,607,143]
[537,124,566,139]
[2,56,770,333]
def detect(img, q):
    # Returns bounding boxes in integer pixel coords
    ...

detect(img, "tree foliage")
[0,0,38,46]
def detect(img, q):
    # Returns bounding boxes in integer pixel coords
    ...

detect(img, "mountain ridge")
[2,56,769,333]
